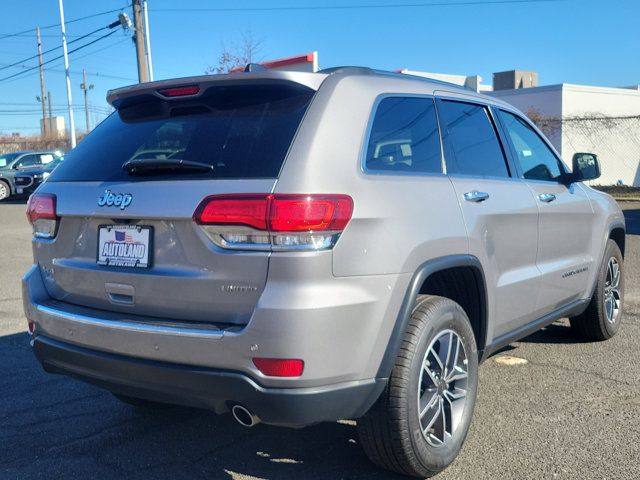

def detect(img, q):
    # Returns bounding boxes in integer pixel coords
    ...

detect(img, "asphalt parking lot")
[1,199,639,480]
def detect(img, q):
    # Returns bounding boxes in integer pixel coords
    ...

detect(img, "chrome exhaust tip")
[231,404,260,427]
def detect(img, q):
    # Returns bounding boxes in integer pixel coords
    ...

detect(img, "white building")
[490,84,640,186]
[40,116,66,138]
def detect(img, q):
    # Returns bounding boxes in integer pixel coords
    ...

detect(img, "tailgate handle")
[105,283,135,305]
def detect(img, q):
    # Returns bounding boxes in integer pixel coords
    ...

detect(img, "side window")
[497,109,564,182]
[15,155,39,168]
[437,100,509,178]
[365,97,442,174]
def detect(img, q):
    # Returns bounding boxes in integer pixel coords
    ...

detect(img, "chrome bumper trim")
[35,303,225,339]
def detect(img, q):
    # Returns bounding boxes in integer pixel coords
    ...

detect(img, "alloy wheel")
[604,257,621,324]
[418,329,469,447]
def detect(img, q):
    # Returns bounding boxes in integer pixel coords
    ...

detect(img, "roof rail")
[318,66,470,91]
[374,69,467,89]
[244,63,267,73]
[318,66,373,75]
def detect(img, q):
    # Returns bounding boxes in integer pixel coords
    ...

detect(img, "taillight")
[193,194,353,251]
[26,193,58,239]
[253,358,304,377]
[269,195,352,232]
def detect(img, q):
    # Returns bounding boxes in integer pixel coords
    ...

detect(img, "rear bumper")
[23,263,411,388]
[33,334,385,427]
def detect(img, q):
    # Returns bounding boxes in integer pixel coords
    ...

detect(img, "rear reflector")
[158,85,200,97]
[253,358,304,377]
[26,193,58,239]
[193,194,353,251]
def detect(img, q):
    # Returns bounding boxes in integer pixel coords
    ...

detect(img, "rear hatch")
[36,79,316,326]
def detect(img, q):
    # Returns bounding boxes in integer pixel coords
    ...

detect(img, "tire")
[0,180,10,201]
[112,393,173,409]
[570,239,624,341]
[357,295,479,478]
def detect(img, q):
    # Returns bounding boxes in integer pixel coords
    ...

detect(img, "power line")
[0,39,135,86]
[0,26,109,72]
[0,29,119,83]
[69,37,132,63]
[0,40,135,82]
[0,6,130,41]
[151,0,566,13]
[0,103,112,113]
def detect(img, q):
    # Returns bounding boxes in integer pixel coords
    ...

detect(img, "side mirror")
[571,152,600,182]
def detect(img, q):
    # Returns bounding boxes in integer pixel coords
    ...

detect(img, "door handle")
[464,190,490,203]
[537,193,556,203]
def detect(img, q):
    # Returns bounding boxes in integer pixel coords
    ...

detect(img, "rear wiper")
[122,158,214,175]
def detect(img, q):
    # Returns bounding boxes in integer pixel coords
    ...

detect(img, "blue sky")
[1,0,638,135]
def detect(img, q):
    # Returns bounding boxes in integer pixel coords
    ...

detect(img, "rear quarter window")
[48,83,314,182]
[365,97,442,174]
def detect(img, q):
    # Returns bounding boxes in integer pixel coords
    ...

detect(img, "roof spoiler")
[106,70,327,108]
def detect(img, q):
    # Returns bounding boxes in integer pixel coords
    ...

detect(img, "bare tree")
[206,31,263,74]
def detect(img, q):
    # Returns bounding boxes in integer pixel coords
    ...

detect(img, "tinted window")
[438,100,509,178]
[49,84,314,182]
[365,97,442,174]
[497,110,563,182]
[15,155,40,168]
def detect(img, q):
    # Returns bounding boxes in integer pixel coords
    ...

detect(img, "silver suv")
[22,67,625,477]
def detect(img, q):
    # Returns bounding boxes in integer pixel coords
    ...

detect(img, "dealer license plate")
[97,225,152,268]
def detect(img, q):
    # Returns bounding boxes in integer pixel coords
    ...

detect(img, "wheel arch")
[609,224,625,258]
[375,255,488,380]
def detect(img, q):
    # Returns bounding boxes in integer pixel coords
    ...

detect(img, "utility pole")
[36,27,47,138]
[58,0,76,148]
[142,0,154,81]
[132,0,149,83]
[80,69,94,133]
[47,91,53,122]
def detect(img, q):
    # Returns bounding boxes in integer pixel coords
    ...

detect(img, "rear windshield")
[49,83,315,182]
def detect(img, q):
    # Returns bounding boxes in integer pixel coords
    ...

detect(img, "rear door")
[436,97,541,338]
[494,108,595,313]
[38,82,315,325]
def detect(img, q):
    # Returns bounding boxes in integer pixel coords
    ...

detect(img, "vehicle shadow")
[0,197,28,205]
[518,320,585,345]
[0,332,403,480]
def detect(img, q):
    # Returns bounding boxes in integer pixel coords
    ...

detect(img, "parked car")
[23,68,625,478]
[0,150,63,200]
[12,155,65,196]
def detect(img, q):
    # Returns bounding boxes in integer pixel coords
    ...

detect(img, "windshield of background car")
[0,153,20,168]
